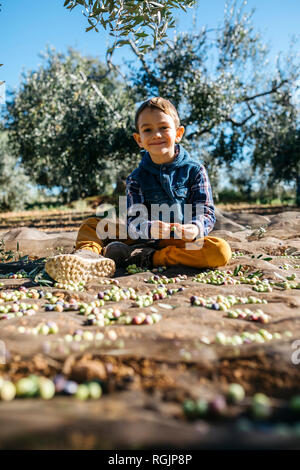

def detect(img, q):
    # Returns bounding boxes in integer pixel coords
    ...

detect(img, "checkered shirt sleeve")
[187,165,216,237]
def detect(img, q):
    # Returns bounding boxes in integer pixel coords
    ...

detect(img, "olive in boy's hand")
[172,223,199,241]
[150,220,172,239]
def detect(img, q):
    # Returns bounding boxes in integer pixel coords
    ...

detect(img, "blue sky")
[1,0,300,93]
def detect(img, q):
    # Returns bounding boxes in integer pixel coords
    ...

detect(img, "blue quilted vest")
[129,144,201,224]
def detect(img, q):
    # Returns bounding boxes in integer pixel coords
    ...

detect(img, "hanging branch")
[63,0,197,55]
[79,69,122,122]
[128,39,164,88]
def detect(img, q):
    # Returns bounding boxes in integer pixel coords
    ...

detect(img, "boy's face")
[133,108,185,163]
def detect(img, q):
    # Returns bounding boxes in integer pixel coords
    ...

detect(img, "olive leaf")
[233,265,242,276]
[157,303,176,309]
[63,0,196,54]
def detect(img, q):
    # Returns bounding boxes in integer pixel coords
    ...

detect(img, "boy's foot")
[103,242,133,267]
[45,249,116,283]
[125,245,156,269]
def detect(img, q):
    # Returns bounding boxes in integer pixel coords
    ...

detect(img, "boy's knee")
[218,239,232,266]
[206,237,232,268]
[80,217,100,229]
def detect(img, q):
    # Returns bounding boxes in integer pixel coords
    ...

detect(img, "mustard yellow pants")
[75,217,231,269]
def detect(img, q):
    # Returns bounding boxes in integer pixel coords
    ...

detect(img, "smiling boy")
[130,98,201,243]
[45,97,231,283]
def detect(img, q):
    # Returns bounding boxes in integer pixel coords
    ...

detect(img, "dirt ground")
[0,205,300,449]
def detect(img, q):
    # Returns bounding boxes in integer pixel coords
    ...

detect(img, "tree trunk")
[114,173,127,196]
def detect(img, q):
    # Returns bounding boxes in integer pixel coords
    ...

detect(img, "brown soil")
[0,207,300,449]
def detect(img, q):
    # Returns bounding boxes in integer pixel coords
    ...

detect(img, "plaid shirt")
[126,148,216,240]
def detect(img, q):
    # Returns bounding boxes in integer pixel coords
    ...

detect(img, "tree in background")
[4,0,300,206]
[6,47,138,202]
[251,88,300,206]
[64,0,196,54]
[129,0,300,204]
[0,130,33,211]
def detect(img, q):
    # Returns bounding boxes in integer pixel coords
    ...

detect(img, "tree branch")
[79,70,123,122]
[227,103,256,127]
[242,79,288,102]
[129,39,163,86]
[186,124,215,139]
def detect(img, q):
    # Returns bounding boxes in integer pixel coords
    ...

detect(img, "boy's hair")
[135,97,180,131]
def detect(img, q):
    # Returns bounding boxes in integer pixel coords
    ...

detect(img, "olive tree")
[130,0,300,202]
[0,130,33,211]
[251,91,300,206]
[6,47,139,202]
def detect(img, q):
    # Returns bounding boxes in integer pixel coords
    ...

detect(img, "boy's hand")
[150,220,172,239]
[171,223,199,241]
